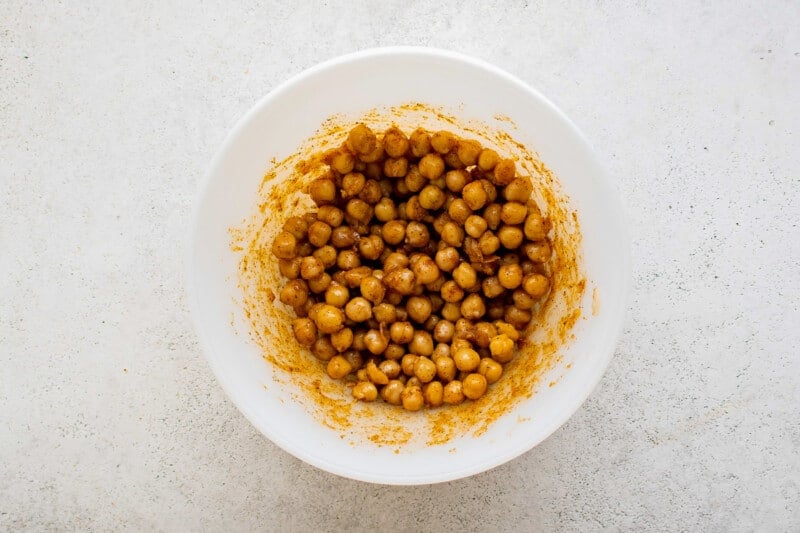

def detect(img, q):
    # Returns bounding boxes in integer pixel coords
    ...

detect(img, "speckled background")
[1,1,798,530]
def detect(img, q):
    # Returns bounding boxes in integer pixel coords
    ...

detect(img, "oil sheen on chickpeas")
[270,123,555,412]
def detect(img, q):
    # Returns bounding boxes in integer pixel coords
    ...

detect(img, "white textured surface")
[1,1,798,530]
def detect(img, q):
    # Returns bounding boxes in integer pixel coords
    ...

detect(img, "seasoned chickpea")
[445,169,470,193]
[342,172,365,197]
[327,355,353,379]
[312,337,336,361]
[419,185,446,210]
[413,356,437,383]
[300,256,325,280]
[383,268,416,295]
[523,273,550,297]
[409,128,431,157]
[418,153,445,180]
[483,203,502,230]
[478,231,501,255]
[435,356,457,382]
[382,220,406,245]
[452,262,478,290]
[453,347,481,372]
[504,176,533,202]
[365,360,389,385]
[345,198,373,224]
[347,124,377,155]
[409,330,434,356]
[331,150,356,175]
[447,198,472,223]
[482,276,505,298]
[493,159,516,185]
[478,358,503,384]
[405,167,427,193]
[411,256,440,285]
[280,279,308,307]
[383,157,408,178]
[489,333,515,363]
[328,226,353,249]
[493,320,520,341]
[271,231,297,259]
[497,226,524,249]
[282,216,308,240]
[381,380,405,405]
[523,241,551,263]
[434,247,459,272]
[359,179,382,204]
[500,202,528,225]
[330,327,354,352]
[441,302,462,322]
[309,177,337,205]
[343,266,372,288]
[433,320,455,343]
[498,263,523,289]
[423,381,444,407]
[405,221,430,248]
[390,321,415,344]
[353,381,378,402]
[440,221,465,247]
[461,181,488,210]
[432,342,451,361]
[513,289,536,310]
[345,297,372,322]
[317,205,344,227]
[374,198,397,222]
[401,354,419,376]
[279,257,302,279]
[401,386,424,411]
[441,280,465,303]
[523,212,547,241]
[431,130,456,154]
[307,272,331,293]
[473,322,498,348]
[443,380,465,405]
[292,318,316,346]
[462,373,488,400]
[363,329,389,355]
[359,276,385,304]
[505,306,531,329]
[372,302,397,323]
[379,359,401,379]
[337,249,361,270]
[477,148,500,171]
[314,304,345,334]
[405,296,431,323]
[464,215,487,239]
[456,139,482,166]
[479,179,497,203]
[460,293,486,320]
[384,344,405,360]
[313,245,337,269]
[384,126,410,157]
[358,235,385,260]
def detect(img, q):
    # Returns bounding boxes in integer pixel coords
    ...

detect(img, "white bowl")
[188,47,630,484]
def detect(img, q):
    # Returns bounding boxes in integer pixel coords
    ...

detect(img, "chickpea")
[317,205,344,227]
[390,321,415,344]
[405,221,430,248]
[345,198,373,224]
[352,381,378,402]
[483,203,502,230]
[401,354,419,376]
[473,322,498,348]
[456,139,482,166]
[296,241,313,257]
[363,329,389,355]
[430,130,456,154]
[312,337,337,361]
[433,320,455,343]
[326,355,353,379]
[309,177,337,206]
[307,272,332,293]
[382,220,406,245]
[462,181,488,210]
[506,305,532,330]
[497,226,524,249]
[523,212,547,241]
[413,356,437,383]
[346,124,377,155]
[498,263,523,289]
[493,159,516,185]
[441,280,465,303]
[447,198,472,224]
[409,330,434,356]
[337,249,361,270]
[299,256,324,280]
[453,347,481,372]
[504,176,533,203]
[292,318,317,346]
[478,231,501,255]
[327,228,351,250]
[379,359,401,379]
[454,318,472,340]
[460,293,486,320]
[432,342,451,360]
[411,256,440,285]
[480,179,497,203]
[418,153,445,180]
[445,169,470,193]
[312,245,337,269]
[489,334,515,363]
[408,128,431,157]
[440,221,464,247]
[452,262,478,290]
[383,126,409,158]
[383,268,416,295]
[441,302,462,322]
[365,360,389,385]
[462,373,488,400]
[423,381,444,407]
[405,166,427,193]
[372,302,397,323]
[358,235,384,260]
[271,231,297,259]
[329,327,353,352]
[477,148,500,171]
[401,386,424,411]
[343,266,371,288]
[383,157,408,178]
[523,273,550,298]
[443,380,465,405]
[282,216,308,240]
[407,296,432,323]
[384,344,405,360]
[280,279,308,307]
[374,198,397,222]
[345,297,372,322]
[404,195,426,221]
[432,248,457,273]
[359,179,382,204]
[513,289,536,310]
[419,185,446,210]
[494,321,521,341]
[342,172,366,197]
[481,276,505,298]
[523,241,551,263]
[314,304,345,334]
[330,150,356,175]
[460,216,486,241]
[278,257,302,279]
[358,276,384,304]
[381,380,405,405]
[478,358,503,384]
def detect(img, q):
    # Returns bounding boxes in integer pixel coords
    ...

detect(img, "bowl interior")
[189,48,629,484]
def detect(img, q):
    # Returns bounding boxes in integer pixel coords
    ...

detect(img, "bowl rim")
[186,45,631,485]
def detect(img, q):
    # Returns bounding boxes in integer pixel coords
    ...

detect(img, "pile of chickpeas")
[271,124,551,411]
